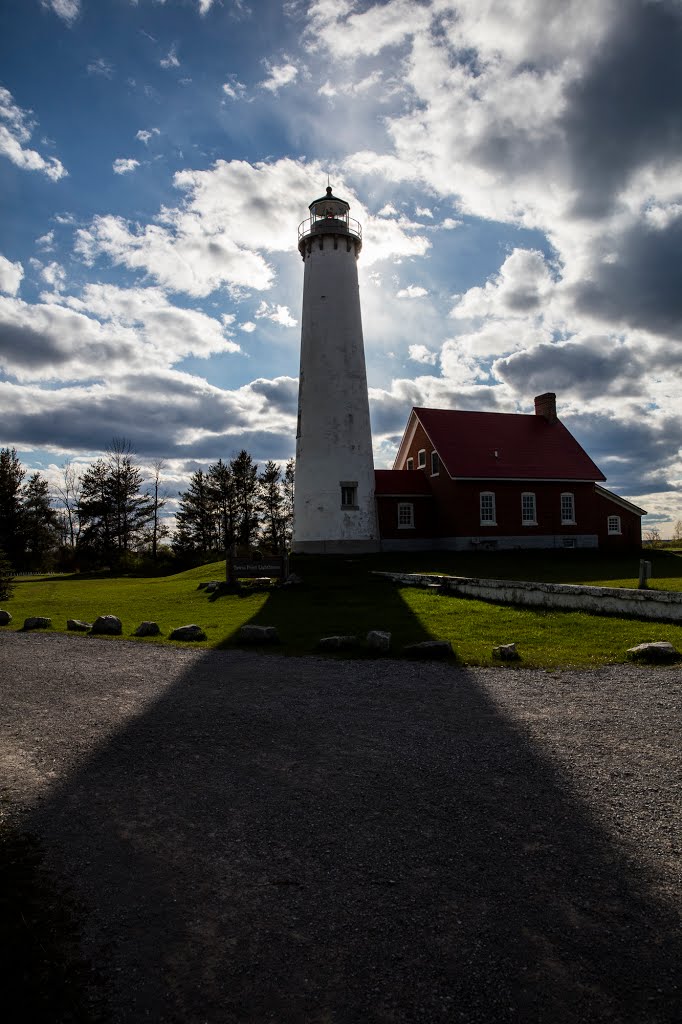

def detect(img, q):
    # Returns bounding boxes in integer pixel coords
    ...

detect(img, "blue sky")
[1,0,681,531]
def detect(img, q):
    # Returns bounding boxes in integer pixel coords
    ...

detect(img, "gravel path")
[1,632,681,1023]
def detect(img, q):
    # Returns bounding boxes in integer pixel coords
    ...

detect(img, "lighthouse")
[293,186,379,553]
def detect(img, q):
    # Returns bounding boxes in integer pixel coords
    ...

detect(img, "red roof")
[401,408,606,481]
[374,469,433,495]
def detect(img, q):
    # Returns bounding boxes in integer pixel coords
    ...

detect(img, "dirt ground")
[1,631,680,1023]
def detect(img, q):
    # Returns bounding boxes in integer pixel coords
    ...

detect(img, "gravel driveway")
[1,632,680,1023]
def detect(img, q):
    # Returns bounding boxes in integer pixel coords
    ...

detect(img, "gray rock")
[317,635,359,651]
[170,624,207,642]
[284,573,302,585]
[366,630,391,652]
[403,640,453,660]
[626,641,680,664]
[492,642,520,661]
[238,624,280,644]
[23,616,52,630]
[67,619,92,632]
[0,610,12,626]
[134,621,161,637]
[205,583,220,593]
[90,614,123,636]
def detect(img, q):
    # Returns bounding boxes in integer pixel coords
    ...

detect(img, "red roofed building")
[375,393,645,550]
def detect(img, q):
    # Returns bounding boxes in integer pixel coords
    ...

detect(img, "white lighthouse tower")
[293,186,379,554]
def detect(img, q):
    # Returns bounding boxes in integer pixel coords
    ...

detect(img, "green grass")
[2,550,682,667]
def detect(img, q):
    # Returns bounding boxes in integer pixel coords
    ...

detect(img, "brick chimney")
[534,392,557,423]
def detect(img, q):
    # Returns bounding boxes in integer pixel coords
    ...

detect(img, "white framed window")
[561,492,575,525]
[608,515,621,535]
[397,502,415,528]
[406,457,414,470]
[341,482,357,508]
[480,491,496,525]
[521,492,537,525]
[431,451,440,476]
[417,449,426,468]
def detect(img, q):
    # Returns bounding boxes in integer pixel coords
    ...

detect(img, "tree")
[0,448,25,566]
[54,460,82,548]
[673,519,682,542]
[282,458,295,551]
[149,458,168,561]
[644,526,661,548]
[0,546,14,600]
[78,440,154,566]
[174,470,218,556]
[259,460,284,551]
[20,472,58,568]
[230,450,259,549]
[207,459,237,552]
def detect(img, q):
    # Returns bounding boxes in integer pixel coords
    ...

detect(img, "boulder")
[67,619,92,632]
[23,616,52,630]
[283,573,302,586]
[238,624,280,644]
[205,583,220,593]
[403,640,453,660]
[317,635,359,651]
[134,621,161,637]
[626,641,680,664]
[492,642,520,661]
[170,624,207,642]
[366,630,391,652]
[0,610,12,626]
[90,615,123,636]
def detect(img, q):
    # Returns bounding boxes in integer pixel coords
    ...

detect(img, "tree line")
[0,442,294,575]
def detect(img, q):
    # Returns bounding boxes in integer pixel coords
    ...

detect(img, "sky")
[1,0,681,532]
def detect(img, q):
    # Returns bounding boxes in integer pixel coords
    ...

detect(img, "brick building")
[375,393,645,551]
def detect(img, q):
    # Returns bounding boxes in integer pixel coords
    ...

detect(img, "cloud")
[160,45,180,69]
[36,230,55,250]
[40,261,67,292]
[408,344,437,365]
[0,86,67,180]
[240,321,256,332]
[259,61,298,93]
[136,128,160,144]
[255,301,297,328]
[0,255,24,296]
[112,158,140,175]
[41,0,79,24]
[222,77,246,100]
[396,284,427,299]
[87,58,114,77]
[452,249,556,320]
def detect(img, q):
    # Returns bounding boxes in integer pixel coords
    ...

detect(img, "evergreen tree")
[207,459,237,552]
[258,460,284,551]
[282,458,295,550]
[78,440,154,565]
[20,473,58,568]
[0,546,14,600]
[0,448,25,566]
[174,470,218,555]
[230,450,259,549]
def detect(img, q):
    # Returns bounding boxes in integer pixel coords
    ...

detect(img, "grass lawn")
[2,550,682,667]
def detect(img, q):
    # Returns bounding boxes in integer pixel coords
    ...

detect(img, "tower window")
[341,483,358,508]
[417,449,426,468]
[431,451,440,476]
[406,457,414,470]
[398,503,414,528]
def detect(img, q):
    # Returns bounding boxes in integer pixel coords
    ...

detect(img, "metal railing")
[298,215,362,243]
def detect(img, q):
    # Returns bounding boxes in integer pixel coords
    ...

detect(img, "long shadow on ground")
[2,634,680,1023]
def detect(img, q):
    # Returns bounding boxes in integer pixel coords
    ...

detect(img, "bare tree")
[150,458,168,561]
[54,459,82,548]
[673,519,682,542]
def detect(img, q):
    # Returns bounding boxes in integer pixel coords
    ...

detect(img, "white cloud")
[222,77,247,100]
[136,128,160,144]
[41,261,67,293]
[378,204,398,217]
[87,58,114,77]
[160,45,180,69]
[0,86,67,181]
[240,321,256,332]
[255,301,297,328]
[415,206,433,218]
[112,158,140,175]
[41,0,79,24]
[198,0,216,13]
[440,218,462,230]
[408,344,437,365]
[259,61,298,93]
[396,284,427,299]
[36,230,55,250]
[0,255,24,296]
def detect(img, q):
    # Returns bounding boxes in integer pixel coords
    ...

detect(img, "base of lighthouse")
[292,538,380,554]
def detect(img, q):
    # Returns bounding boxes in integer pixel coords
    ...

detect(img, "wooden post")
[638,559,651,590]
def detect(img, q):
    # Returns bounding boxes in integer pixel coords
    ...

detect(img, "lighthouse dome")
[308,185,350,220]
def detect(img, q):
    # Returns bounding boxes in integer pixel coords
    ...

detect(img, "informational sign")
[227,556,288,581]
